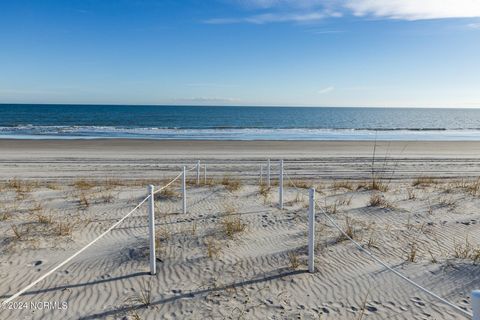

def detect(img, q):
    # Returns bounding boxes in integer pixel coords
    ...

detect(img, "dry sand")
[1,139,480,319]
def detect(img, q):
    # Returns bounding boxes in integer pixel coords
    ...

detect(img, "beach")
[1,139,480,319]
[4,0,480,317]
[3,139,480,179]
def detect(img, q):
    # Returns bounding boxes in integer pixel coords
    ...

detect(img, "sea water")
[1,104,480,140]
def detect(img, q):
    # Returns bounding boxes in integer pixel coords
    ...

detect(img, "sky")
[0,0,480,107]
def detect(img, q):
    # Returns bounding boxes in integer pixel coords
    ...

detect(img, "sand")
[0,139,479,319]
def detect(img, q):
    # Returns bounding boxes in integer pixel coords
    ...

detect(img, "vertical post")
[473,290,480,320]
[148,185,156,275]
[196,160,201,185]
[204,163,207,185]
[279,160,284,209]
[267,159,271,188]
[182,166,187,214]
[260,165,263,185]
[308,188,316,273]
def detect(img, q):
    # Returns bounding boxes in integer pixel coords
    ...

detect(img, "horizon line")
[1,103,480,109]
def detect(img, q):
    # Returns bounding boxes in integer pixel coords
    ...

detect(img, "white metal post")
[279,160,284,209]
[148,185,156,275]
[182,166,187,214]
[204,163,207,185]
[473,290,480,320]
[260,165,263,185]
[308,188,316,273]
[267,159,271,188]
[196,160,201,185]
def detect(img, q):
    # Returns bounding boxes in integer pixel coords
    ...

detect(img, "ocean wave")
[0,125,476,131]
[1,125,480,141]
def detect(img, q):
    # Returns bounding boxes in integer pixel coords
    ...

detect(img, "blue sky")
[1,0,480,107]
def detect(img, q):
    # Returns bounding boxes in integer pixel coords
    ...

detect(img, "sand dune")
[1,140,479,319]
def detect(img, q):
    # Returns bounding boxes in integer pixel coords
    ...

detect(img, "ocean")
[1,104,480,141]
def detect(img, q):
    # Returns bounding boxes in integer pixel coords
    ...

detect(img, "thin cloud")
[467,22,480,29]
[205,11,330,24]
[232,0,326,9]
[344,0,480,20]
[207,0,480,25]
[318,86,334,94]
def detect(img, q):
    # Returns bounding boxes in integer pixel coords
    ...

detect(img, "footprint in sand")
[32,260,42,266]
[366,305,378,312]
[411,297,426,307]
[320,307,330,314]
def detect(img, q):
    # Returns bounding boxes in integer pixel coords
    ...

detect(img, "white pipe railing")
[196,160,201,185]
[282,166,473,319]
[473,290,480,320]
[267,158,271,188]
[279,159,284,209]
[3,164,189,303]
[204,163,207,184]
[182,166,187,214]
[148,185,156,275]
[260,164,263,185]
[308,187,315,273]
[3,194,151,304]
[4,159,478,320]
